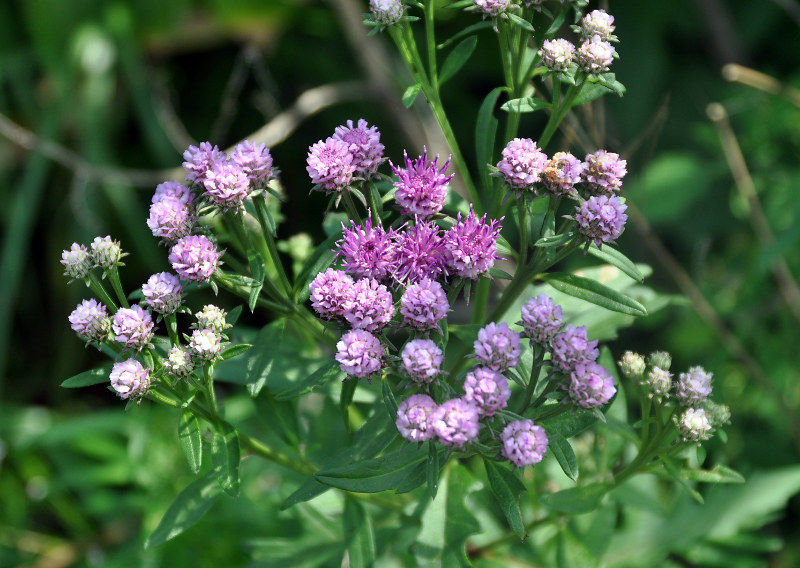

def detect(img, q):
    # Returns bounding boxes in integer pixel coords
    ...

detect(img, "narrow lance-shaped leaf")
[475,86,504,203]
[586,243,644,283]
[439,36,477,85]
[246,319,286,397]
[484,459,527,538]
[548,434,578,481]
[274,360,345,400]
[61,363,113,388]
[178,410,203,474]
[402,83,422,108]
[542,272,648,316]
[294,230,342,302]
[501,97,551,113]
[211,419,241,497]
[343,496,375,568]
[315,444,432,493]
[539,482,609,514]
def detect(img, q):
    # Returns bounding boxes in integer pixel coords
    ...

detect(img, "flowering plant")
[60,1,742,564]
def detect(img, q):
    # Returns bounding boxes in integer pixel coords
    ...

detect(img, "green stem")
[539,81,583,149]
[86,273,118,313]
[471,278,490,324]
[254,195,293,297]
[341,191,362,225]
[165,313,180,346]
[238,431,315,476]
[424,0,438,92]
[107,267,129,308]
[518,200,529,265]
[517,344,544,413]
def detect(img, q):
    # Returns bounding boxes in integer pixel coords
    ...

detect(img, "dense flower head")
[539,39,576,73]
[309,268,355,321]
[618,350,646,380]
[306,137,356,193]
[61,243,92,280]
[703,400,731,428]
[369,0,405,27]
[676,407,713,443]
[90,236,124,269]
[109,358,151,400]
[431,398,480,449]
[142,272,183,314]
[391,148,453,218]
[463,367,511,417]
[474,322,521,371]
[519,293,563,344]
[393,220,448,284]
[647,350,672,371]
[165,346,194,379]
[189,328,223,362]
[551,324,599,373]
[169,235,221,283]
[183,142,225,185]
[395,394,439,442]
[578,35,615,75]
[568,361,616,408]
[399,278,449,330]
[443,207,502,280]
[201,160,252,212]
[401,339,444,384]
[583,150,627,194]
[152,181,193,205]
[332,119,384,178]
[337,212,396,281]
[501,419,548,467]
[69,299,111,342]
[342,278,395,332]
[112,305,154,351]
[575,194,628,247]
[643,367,672,399]
[543,152,585,196]
[335,329,386,378]
[581,9,616,41]
[473,0,511,18]
[229,140,274,189]
[676,366,714,405]
[194,304,230,333]
[497,138,548,191]
[147,197,195,242]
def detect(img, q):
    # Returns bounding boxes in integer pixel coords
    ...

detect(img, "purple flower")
[443,207,502,280]
[497,138,548,192]
[643,366,672,399]
[142,272,183,314]
[578,35,615,76]
[539,39,576,73]
[147,197,195,243]
[391,148,453,218]
[474,322,521,372]
[370,0,405,27]
[194,304,231,333]
[583,150,627,194]
[169,235,221,283]
[393,220,448,284]
[676,366,713,406]
[332,119,384,178]
[165,346,194,379]
[575,194,628,248]
[676,407,712,443]
[229,140,274,189]
[335,329,386,378]
[551,324,599,373]
[568,361,616,408]
[309,268,355,321]
[183,142,225,185]
[463,367,511,417]
[473,0,511,18]
[306,137,356,193]
[61,243,92,280]
[69,299,111,341]
[189,328,222,362]
[90,236,124,269]
[401,339,444,384]
[201,160,251,212]
[152,181,193,205]
[395,394,438,442]
[543,152,585,197]
[112,305,154,351]
[500,419,548,467]
[109,358,151,400]
[519,294,563,344]
[399,278,449,330]
[431,398,480,449]
[336,212,396,281]
[580,10,616,41]
[342,278,395,332]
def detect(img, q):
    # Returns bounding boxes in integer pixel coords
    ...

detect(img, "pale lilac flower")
[501,419,548,467]
[309,268,355,321]
[229,140,274,189]
[575,194,628,247]
[194,304,230,333]
[306,137,356,193]
[109,358,151,400]
[391,148,453,218]
[342,278,395,332]
[676,366,714,406]
[543,151,585,196]
[401,339,443,384]
[580,10,616,41]
[676,407,712,443]
[165,346,194,379]
[551,324,599,373]
[152,181,193,205]
[473,0,511,18]
[431,398,480,449]
[618,350,646,380]
[336,212,396,281]
[497,138,548,192]
[443,207,502,280]
[393,220,448,284]
[335,329,386,378]
[568,361,616,408]
[399,278,449,330]
[539,39,576,73]
[147,197,195,242]
[61,243,92,280]
[183,142,225,185]
[578,35,615,76]
[370,0,405,27]
[474,322,521,371]
[142,272,183,314]
[90,236,124,270]
[396,394,438,442]
[583,150,627,194]
[201,160,251,212]
[69,299,111,341]
[643,367,672,399]
[519,294,563,344]
[112,305,154,351]
[169,235,221,283]
[463,367,511,417]
[189,328,222,362]
[332,119,384,178]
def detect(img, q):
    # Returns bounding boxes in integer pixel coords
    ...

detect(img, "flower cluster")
[307,119,384,193]
[539,10,619,76]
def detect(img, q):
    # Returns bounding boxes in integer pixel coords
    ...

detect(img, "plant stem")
[165,313,179,346]
[254,195,293,297]
[107,267,129,308]
[341,191,362,224]
[86,273,118,313]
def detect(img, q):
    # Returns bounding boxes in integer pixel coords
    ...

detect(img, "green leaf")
[427,440,441,501]
[439,36,477,85]
[586,243,644,283]
[507,12,534,32]
[211,420,240,496]
[253,392,300,446]
[484,459,527,538]
[219,343,252,361]
[246,319,286,397]
[488,267,513,280]
[571,82,613,107]
[542,273,648,316]
[540,405,597,438]
[539,483,608,514]
[178,410,203,474]
[247,250,266,312]
[343,496,375,568]
[549,434,578,481]
[475,86,504,201]
[437,21,492,49]
[145,471,221,548]
[274,360,345,400]
[402,82,422,108]
[315,444,432,493]
[381,379,397,418]
[226,304,243,325]
[61,364,113,388]
[280,476,330,511]
[535,232,575,248]
[294,230,343,302]
[682,465,745,484]
[501,97,551,113]
[340,377,358,428]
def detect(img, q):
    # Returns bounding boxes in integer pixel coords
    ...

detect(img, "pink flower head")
[61,243,92,280]
[370,0,405,27]
[69,298,111,341]
[401,339,444,384]
[497,138,548,192]
[109,358,151,400]
[229,140,275,189]
[568,361,616,408]
[399,278,449,330]
[676,407,713,442]
[575,194,628,248]
[335,329,386,378]
[583,150,627,194]
[194,304,231,333]
[578,35,615,76]
[201,160,251,212]
[543,152,585,197]
[183,142,225,185]
[395,394,438,442]
[152,181,193,205]
[142,272,183,314]
[112,305,154,351]
[580,10,616,42]
[472,0,511,18]
[474,322,521,371]
[147,197,195,243]
[90,236,124,270]
[519,293,563,344]
[676,366,713,406]
[342,277,395,332]
[444,206,502,280]
[332,119,384,178]
[393,220,448,284]
[336,212,396,281]
[306,137,356,193]
[463,367,511,417]
[501,419,548,467]
[169,235,221,283]
[431,398,480,449]
[391,148,453,218]
[539,39,575,73]
[551,324,599,373]
[189,328,223,362]
[309,268,355,321]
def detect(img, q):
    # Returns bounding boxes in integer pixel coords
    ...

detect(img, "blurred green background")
[1,0,799,566]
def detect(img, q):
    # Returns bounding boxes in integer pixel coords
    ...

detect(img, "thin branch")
[722,63,800,108]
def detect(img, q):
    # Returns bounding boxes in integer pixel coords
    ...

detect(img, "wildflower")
[472,0,511,18]
[369,0,405,27]
[574,194,628,247]
[337,212,396,281]
[497,138,548,193]
[168,235,221,283]
[703,400,731,428]
[551,324,599,373]
[69,299,111,342]
[147,197,195,242]
[583,150,627,194]
[643,367,672,399]
[229,140,275,189]
[201,160,252,212]
[152,181,193,205]
[401,339,444,384]
[393,220,448,284]
[568,361,616,408]
[90,236,124,270]
[580,10,616,42]
[399,278,449,330]
[309,268,355,321]
[543,151,584,197]
[676,366,713,406]
[109,358,151,400]
[647,350,672,371]
[189,328,223,362]
[112,305,154,351]
[332,119,384,178]
[578,35,615,75]
[431,398,480,449]
[474,322,521,372]
[306,137,356,193]
[519,293,563,344]
[539,39,576,73]
[395,394,438,442]
[335,329,385,378]
[165,346,194,380]
[501,419,548,467]
[391,148,453,218]
[676,407,713,443]
[142,272,183,315]
[463,367,511,417]
[183,142,225,185]
[61,243,92,280]
[443,207,502,280]
[194,305,231,333]
[342,278,395,332]
[618,351,646,380]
